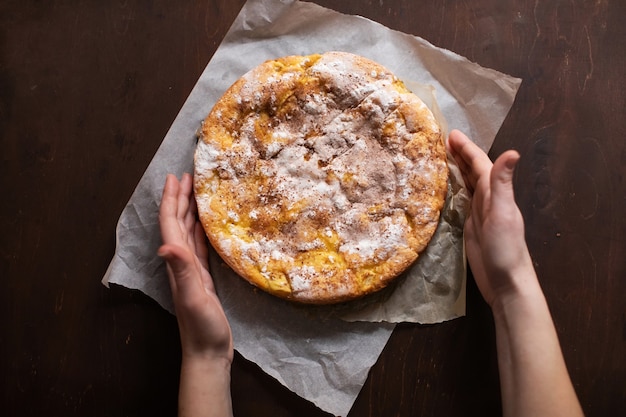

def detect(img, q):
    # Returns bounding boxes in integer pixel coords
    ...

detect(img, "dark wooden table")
[2,1,625,415]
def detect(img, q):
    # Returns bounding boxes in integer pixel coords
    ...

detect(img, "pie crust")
[194,52,448,304]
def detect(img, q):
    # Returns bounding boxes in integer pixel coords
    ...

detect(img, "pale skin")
[447,129,584,417]
[158,130,583,417]
[158,173,234,417]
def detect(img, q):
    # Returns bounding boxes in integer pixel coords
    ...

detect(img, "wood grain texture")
[1,0,624,416]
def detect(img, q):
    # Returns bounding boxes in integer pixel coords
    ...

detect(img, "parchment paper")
[102,1,521,415]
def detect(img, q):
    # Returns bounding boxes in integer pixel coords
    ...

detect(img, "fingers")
[178,173,197,247]
[448,130,522,231]
[177,173,193,218]
[158,243,204,302]
[160,174,179,218]
[158,173,218,309]
[447,130,493,194]
[489,150,520,214]
[158,173,202,251]
[194,221,210,271]
[159,174,183,245]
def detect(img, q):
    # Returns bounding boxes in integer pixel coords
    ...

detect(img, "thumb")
[489,150,520,210]
[158,243,202,297]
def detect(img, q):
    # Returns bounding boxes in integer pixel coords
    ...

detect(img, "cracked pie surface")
[194,52,448,304]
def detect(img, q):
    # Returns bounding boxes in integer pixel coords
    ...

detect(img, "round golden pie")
[194,51,448,304]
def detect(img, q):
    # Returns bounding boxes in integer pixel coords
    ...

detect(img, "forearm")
[492,272,583,417]
[178,356,233,417]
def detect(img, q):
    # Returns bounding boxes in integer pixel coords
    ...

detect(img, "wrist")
[180,354,233,394]
[182,351,233,372]
[489,270,584,417]
[179,332,234,366]
[489,264,545,320]
[179,351,234,417]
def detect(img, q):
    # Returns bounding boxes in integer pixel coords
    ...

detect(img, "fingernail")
[505,157,518,170]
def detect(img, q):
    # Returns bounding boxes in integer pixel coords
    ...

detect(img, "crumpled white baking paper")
[102,0,521,415]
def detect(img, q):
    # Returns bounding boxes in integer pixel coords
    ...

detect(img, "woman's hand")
[159,173,234,417]
[448,130,584,417]
[158,173,233,364]
[447,129,535,307]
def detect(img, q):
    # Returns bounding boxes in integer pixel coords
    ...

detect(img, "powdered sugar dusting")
[287,265,316,292]
[336,213,409,260]
[194,140,221,176]
[195,52,447,303]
